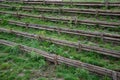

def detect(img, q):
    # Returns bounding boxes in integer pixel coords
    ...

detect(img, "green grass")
[0,1,120,80]
[0,14,120,51]
[0,45,111,80]
[0,12,120,34]
[0,7,120,70]
[1,1,120,10]
[0,8,120,23]
[0,32,120,71]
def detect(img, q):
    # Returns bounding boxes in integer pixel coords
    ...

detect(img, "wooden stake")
[112,71,117,80]
[95,9,99,19]
[59,8,62,15]
[41,14,46,21]
[74,16,78,25]
[57,28,61,35]
[100,33,104,41]
[16,12,21,20]
[78,41,82,52]
[105,0,109,9]
[70,0,73,7]
[54,55,58,67]
[43,0,46,5]
[25,23,29,29]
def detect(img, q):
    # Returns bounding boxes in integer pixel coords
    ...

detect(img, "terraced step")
[0,39,120,80]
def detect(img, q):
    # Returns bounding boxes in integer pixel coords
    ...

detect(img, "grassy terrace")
[0,45,104,80]
[0,31,120,70]
[0,10,119,33]
[0,8,120,23]
[0,1,120,80]
[1,2,120,10]
[0,15,120,51]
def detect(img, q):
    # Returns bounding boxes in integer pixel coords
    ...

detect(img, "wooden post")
[78,41,82,52]
[43,0,46,5]
[112,71,117,80]
[54,55,58,67]
[25,23,29,29]
[70,0,73,7]
[74,16,77,25]
[32,6,36,12]
[59,8,62,15]
[41,14,46,21]
[105,0,109,9]
[100,33,104,42]
[16,12,21,20]
[57,28,61,35]
[95,9,99,19]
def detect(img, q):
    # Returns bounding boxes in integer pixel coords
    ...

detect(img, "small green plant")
[9,45,22,55]
[0,19,8,25]
[0,63,11,70]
